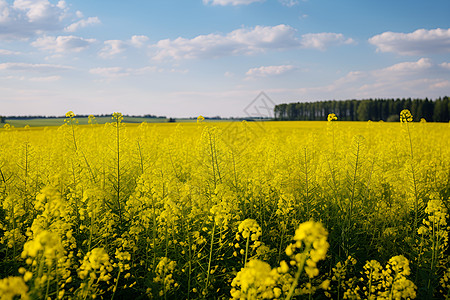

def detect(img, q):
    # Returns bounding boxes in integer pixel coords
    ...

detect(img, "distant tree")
[443,96,450,122]
[0,116,4,123]
[433,98,444,122]
[273,97,448,122]
[274,103,287,120]
[413,99,422,120]
[357,101,369,121]
[422,98,434,121]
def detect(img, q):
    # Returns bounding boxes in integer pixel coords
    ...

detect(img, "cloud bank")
[0,0,99,39]
[369,28,450,55]
[152,25,353,60]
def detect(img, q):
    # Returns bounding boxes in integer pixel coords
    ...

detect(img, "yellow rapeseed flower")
[0,276,29,300]
[327,113,338,122]
[400,109,413,123]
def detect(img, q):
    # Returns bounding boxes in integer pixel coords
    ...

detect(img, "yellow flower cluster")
[400,109,413,123]
[327,113,338,122]
[21,230,64,260]
[234,219,263,262]
[88,114,96,125]
[0,276,29,300]
[76,248,113,299]
[65,111,76,118]
[237,219,262,242]
[231,221,332,299]
[360,255,416,300]
[383,255,417,299]
[440,267,450,297]
[326,256,358,298]
[417,197,448,246]
[197,115,205,123]
[421,198,448,230]
[154,257,178,296]
[230,259,281,299]
[112,112,124,122]
[286,221,329,278]
[78,248,113,281]
[0,227,25,249]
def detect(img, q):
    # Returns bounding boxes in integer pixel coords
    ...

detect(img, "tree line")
[274,97,450,122]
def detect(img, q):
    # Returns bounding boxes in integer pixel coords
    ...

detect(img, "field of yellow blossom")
[0,111,449,299]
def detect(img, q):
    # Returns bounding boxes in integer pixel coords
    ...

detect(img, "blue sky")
[1,0,449,118]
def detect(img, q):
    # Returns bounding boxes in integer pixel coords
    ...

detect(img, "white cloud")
[152,25,300,60]
[89,65,187,80]
[130,35,149,48]
[0,74,60,82]
[224,71,234,77]
[29,75,61,82]
[89,67,130,78]
[32,35,96,53]
[12,0,67,23]
[337,58,445,86]
[0,0,69,39]
[253,58,450,104]
[429,80,450,89]
[315,58,450,99]
[369,28,450,55]
[0,62,73,72]
[204,0,301,8]
[151,25,353,60]
[0,49,21,55]
[246,64,296,77]
[0,0,100,39]
[56,1,66,10]
[203,0,263,5]
[0,0,10,23]
[65,16,100,32]
[279,0,299,7]
[98,36,149,58]
[377,57,432,75]
[300,32,355,50]
[99,40,128,58]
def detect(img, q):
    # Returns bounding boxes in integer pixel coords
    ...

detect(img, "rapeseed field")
[0,111,449,299]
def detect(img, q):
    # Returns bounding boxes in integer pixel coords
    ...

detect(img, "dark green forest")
[274,97,450,122]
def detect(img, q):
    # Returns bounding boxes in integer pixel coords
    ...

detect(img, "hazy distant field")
[2,116,243,128]
[3,116,169,127]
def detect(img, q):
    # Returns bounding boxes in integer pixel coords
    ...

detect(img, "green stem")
[44,262,52,300]
[111,269,121,300]
[70,117,78,151]
[205,222,216,292]
[285,249,309,300]
[406,122,419,233]
[137,140,145,175]
[208,130,217,188]
[187,226,192,300]
[244,234,250,268]
[115,120,123,226]
[152,196,157,268]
